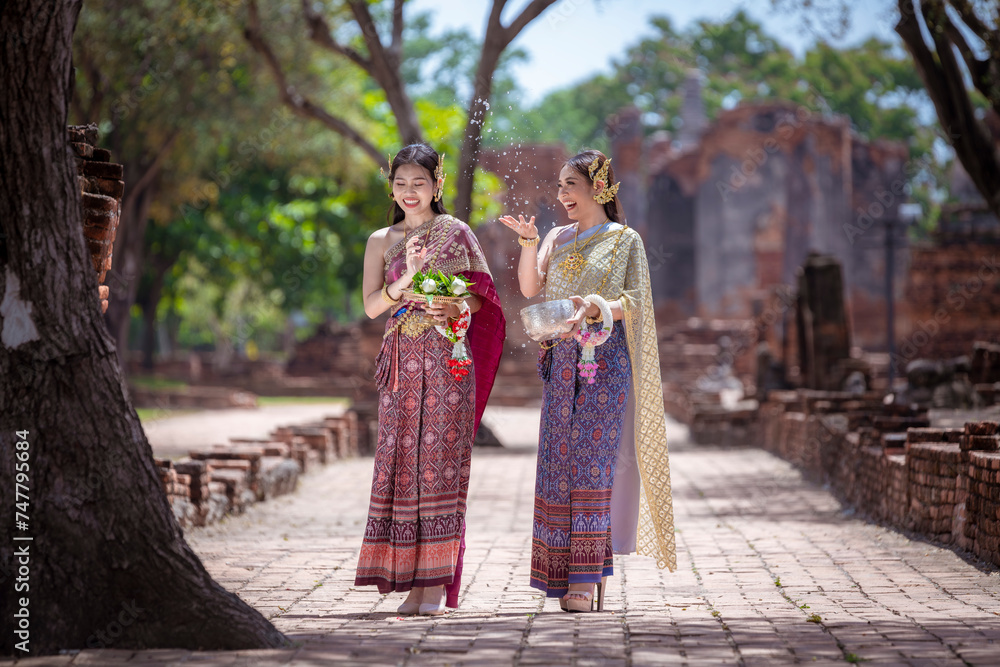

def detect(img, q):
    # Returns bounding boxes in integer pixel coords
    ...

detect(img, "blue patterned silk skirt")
[530,320,632,597]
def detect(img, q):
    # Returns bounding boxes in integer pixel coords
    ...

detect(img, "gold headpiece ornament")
[379,152,393,178]
[434,153,446,202]
[588,156,620,205]
[381,153,394,199]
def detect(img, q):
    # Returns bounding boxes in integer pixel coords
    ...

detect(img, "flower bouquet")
[401,269,474,306]
[402,270,475,381]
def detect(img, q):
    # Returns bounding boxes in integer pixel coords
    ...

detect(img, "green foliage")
[81,2,947,360]
[516,10,931,153]
[161,159,388,351]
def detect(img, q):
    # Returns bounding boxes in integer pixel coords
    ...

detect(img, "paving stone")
[3,410,998,665]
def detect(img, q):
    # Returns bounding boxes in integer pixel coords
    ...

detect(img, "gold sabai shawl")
[545,225,676,571]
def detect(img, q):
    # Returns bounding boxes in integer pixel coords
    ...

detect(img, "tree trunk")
[455,41,505,222]
[139,264,168,371]
[104,166,156,364]
[0,0,287,654]
[453,0,560,222]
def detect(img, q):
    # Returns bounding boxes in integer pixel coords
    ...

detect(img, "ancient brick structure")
[636,101,910,352]
[669,378,1000,569]
[154,410,364,528]
[69,123,124,313]
[904,234,1000,363]
[795,254,852,390]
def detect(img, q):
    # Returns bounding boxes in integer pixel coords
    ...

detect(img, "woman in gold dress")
[500,149,675,612]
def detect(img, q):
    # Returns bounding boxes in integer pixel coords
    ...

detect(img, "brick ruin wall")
[69,123,124,313]
[685,389,1000,570]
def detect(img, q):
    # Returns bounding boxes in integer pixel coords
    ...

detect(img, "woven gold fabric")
[385,214,493,278]
[546,227,676,571]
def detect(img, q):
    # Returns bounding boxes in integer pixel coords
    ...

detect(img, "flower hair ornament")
[588,157,621,205]
[574,294,613,384]
[434,153,446,202]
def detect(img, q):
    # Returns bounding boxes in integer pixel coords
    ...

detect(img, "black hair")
[386,143,447,225]
[563,149,624,223]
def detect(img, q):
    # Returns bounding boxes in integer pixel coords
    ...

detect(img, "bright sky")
[407,0,900,104]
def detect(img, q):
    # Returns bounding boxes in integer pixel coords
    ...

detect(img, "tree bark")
[0,0,286,654]
[895,0,1000,219]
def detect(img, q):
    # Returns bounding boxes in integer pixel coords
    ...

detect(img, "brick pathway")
[7,411,999,666]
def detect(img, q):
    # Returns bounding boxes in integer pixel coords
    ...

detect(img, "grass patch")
[257,396,350,406]
[136,408,202,422]
[129,376,190,391]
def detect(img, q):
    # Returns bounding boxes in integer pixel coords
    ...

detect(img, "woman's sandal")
[561,576,608,613]
[418,585,447,616]
[397,600,420,615]
[397,588,423,615]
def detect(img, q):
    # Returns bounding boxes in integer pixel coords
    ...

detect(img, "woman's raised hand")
[405,236,428,276]
[499,214,538,240]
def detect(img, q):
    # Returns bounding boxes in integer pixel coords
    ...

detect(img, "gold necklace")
[558,218,609,280]
[540,224,627,351]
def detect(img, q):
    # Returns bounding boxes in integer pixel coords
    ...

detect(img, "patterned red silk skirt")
[355,314,475,605]
[530,321,631,597]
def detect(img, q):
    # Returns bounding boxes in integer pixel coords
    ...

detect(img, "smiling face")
[556,164,603,221]
[392,163,436,220]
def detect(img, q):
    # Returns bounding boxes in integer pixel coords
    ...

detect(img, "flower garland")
[406,269,475,381]
[574,294,613,384]
[436,302,472,381]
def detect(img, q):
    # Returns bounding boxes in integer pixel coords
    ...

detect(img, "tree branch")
[126,129,180,208]
[947,0,993,40]
[452,0,558,220]
[896,0,1000,217]
[243,0,386,166]
[946,0,1000,107]
[389,0,404,58]
[346,0,422,143]
[347,1,388,65]
[501,0,558,47]
[939,8,990,98]
[299,0,372,73]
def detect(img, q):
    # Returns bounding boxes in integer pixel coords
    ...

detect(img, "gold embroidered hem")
[546,226,677,571]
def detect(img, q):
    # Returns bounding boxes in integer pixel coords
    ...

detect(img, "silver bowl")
[520,299,575,341]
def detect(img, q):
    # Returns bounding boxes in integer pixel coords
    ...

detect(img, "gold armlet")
[381,284,400,305]
[518,235,539,247]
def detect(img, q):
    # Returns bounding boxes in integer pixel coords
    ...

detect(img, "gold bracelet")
[518,235,539,247]
[381,284,400,304]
